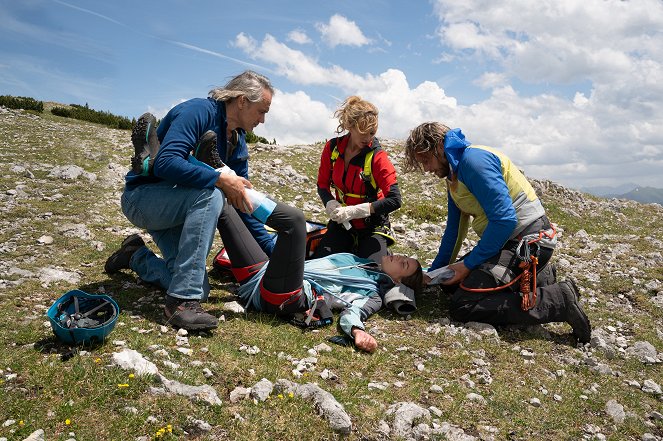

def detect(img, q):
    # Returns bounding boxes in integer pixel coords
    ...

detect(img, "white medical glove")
[325,199,342,218]
[331,203,372,224]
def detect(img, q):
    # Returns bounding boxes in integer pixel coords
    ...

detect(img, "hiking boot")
[192,130,224,169]
[164,295,218,331]
[131,112,160,175]
[560,279,592,343]
[104,234,145,274]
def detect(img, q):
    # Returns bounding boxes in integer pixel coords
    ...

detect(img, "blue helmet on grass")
[47,290,120,345]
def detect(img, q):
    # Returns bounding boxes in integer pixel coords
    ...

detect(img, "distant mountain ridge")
[580,183,663,205]
[616,186,663,205]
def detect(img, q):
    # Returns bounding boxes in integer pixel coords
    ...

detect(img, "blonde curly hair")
[334,96,378,135]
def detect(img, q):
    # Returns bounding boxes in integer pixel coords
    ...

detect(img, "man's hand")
[442,261,471,285]
[216,174,253,212]
[351,328,378,353]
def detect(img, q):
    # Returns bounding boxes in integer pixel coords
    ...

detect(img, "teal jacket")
[238,253,391,337]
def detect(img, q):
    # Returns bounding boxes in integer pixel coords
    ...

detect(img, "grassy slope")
[0,109,661,440]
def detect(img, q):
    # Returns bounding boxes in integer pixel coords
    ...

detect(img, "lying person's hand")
[216,174,253,212]
[352,328,378,353]
[331,203,371,223]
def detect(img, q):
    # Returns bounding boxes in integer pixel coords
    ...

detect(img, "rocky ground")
[0,106,661,440]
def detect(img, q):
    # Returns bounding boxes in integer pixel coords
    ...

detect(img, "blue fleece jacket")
[430,129,518,271]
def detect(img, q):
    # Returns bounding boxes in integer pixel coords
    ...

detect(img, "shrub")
[0,95,44,112]
[51,103,132,129]
[246,131,270,144]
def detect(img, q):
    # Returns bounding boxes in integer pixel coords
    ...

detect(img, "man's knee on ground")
[449,293,475,323]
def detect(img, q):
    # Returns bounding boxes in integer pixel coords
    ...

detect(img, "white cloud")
[316,14,370,48]
[258,90,336,146]
[474,72,508,89]
[287,29,312,45]
[233,0,663,189]
[235,34,457,142]
[428,0,663,188]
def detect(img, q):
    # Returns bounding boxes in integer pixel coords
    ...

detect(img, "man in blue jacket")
[403,122,591,343]
[105,70,274,331]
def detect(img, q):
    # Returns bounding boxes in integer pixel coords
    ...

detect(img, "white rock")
[176,328,188,336]
[642,379,662,395]
[112,349,159,376]
[313,343,333,353]
[429,385,444,393]
[529,398,542,407]
[223,301,245,313]
[176,347,193,356]
[466,392,486,403]
[605,399,625,424]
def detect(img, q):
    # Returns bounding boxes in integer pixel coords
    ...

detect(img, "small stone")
[177,328,188,337]
[37,235,54,245]
[176,347,193,356]
[159,325,169,333]
[428,406,443,417]
[605,399,625,424]
[642,379,662,395]
[429,385,444,393]
[529,398,541,407]
[466,392,486,403]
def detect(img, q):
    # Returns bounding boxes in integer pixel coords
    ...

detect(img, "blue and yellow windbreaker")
[430,129,545,271]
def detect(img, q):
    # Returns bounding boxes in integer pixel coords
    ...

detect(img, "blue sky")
[1,0,662,190]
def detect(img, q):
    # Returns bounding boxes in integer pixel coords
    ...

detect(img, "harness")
[460,225,557,311]
[328,137,381,203]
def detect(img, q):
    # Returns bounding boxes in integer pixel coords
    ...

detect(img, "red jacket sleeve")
[316,140,334,205]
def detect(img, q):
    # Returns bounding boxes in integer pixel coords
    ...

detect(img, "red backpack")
[213,220,328,271]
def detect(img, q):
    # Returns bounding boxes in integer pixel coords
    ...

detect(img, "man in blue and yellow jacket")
[403,122,591,343]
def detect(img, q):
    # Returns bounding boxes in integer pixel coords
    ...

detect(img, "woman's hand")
[351,328,378,353]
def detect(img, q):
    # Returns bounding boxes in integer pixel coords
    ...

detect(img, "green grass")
[1,108,662,440]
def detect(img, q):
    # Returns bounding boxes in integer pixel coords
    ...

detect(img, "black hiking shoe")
[192,130,224,169]
[131,112,160,175]
[104,234,145,274]
[560,279,592,344]
[164,295,218,331]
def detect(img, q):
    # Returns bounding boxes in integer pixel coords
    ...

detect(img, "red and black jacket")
[316,134,401,230]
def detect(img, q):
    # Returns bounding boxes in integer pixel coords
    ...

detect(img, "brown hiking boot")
[104,234,145,273]
[164,295,218,331]
[192,130,224,169]
[560,279,592,343]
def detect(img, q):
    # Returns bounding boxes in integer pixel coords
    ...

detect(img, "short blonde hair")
[334,96,378,135]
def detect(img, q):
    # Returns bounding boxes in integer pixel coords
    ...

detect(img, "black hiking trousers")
[217,202,308,314]
[312,220,390,263]
[449,217,570,326]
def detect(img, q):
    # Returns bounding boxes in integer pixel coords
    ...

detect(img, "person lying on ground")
[217,193,423,353]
